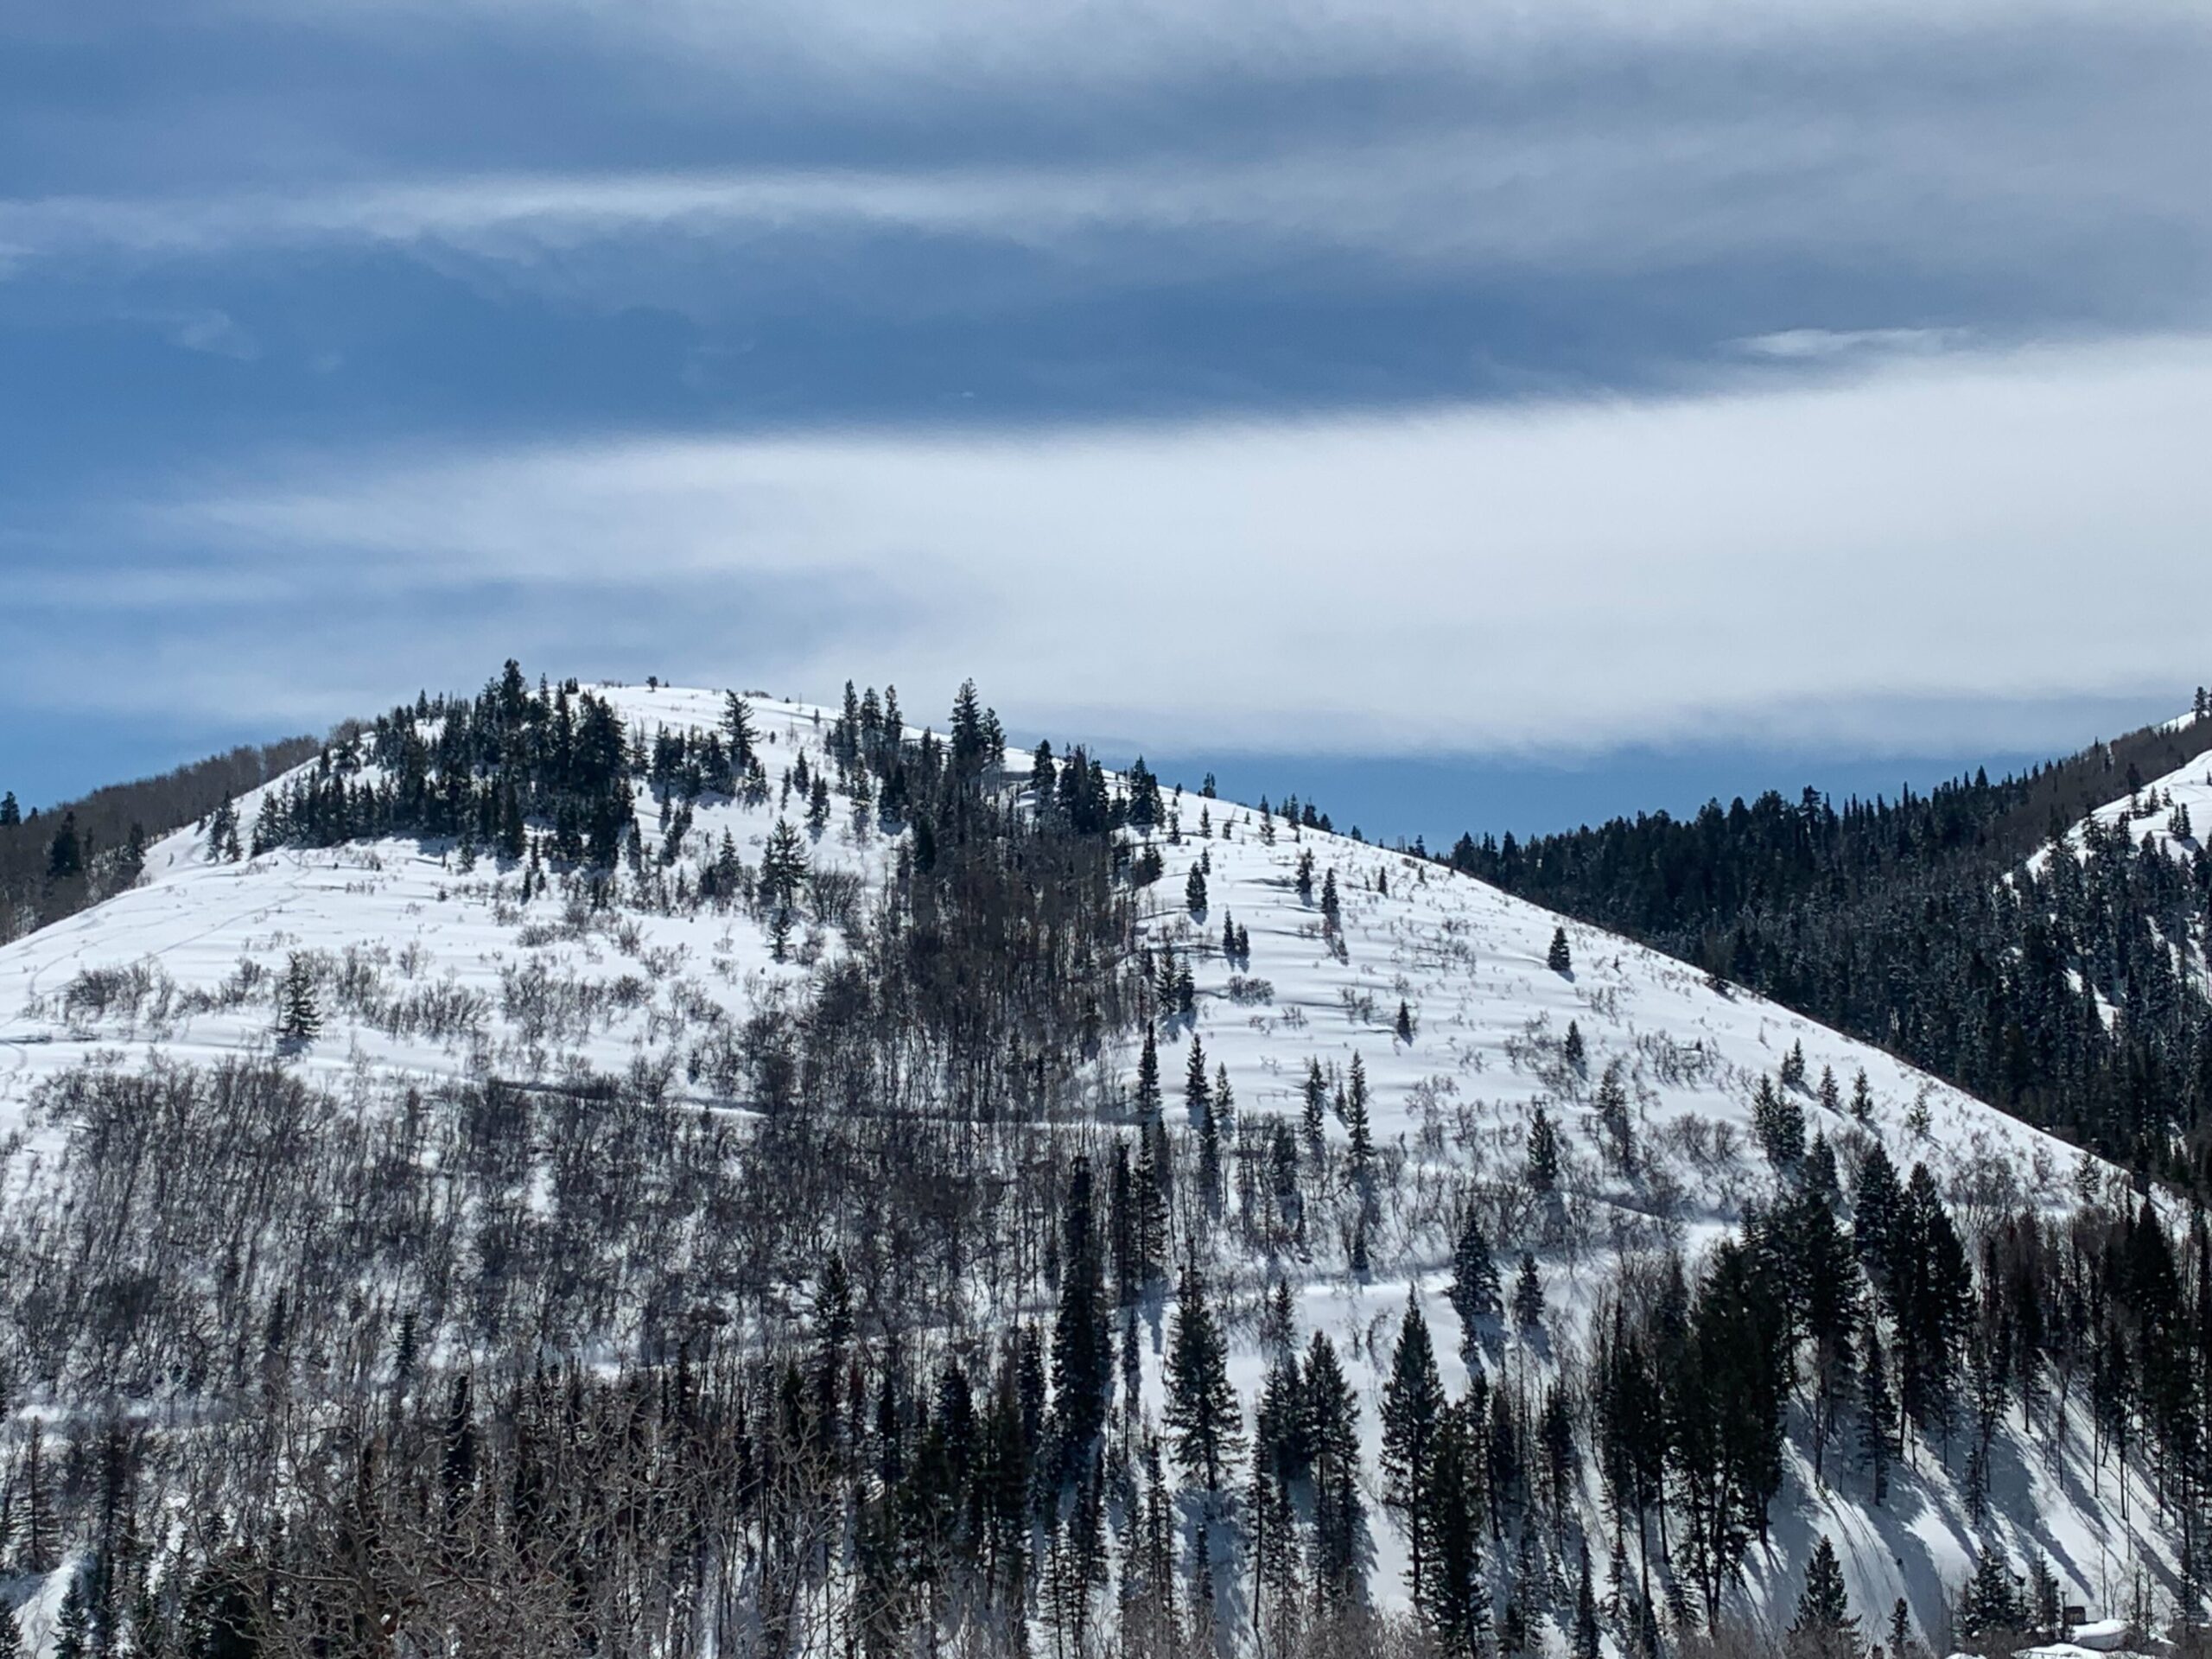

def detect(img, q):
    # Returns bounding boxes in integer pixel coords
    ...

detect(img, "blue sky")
[3,0,2209,839]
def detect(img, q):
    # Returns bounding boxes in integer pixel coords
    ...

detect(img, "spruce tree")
[48,810,84,879]
[276,952,321,1045]
[53,1572,91,1659]
[0,790,18,827]
[1787,1535,1859,1659]
[1344,1052,1374,1167]
[1512,1253,1544,1328]
[1185,864,1208,918]
[1135,1027,1162,1119]
[1163,1261,1243,1492]
[1526,1107,1560,1192]
[1304,1332,1366,1593]
[1548,926,1572,973]
[1052,1162,1111,1461]
[1420,1400,1488,1655]
[1380,1288,1446,1602]
[1448,1211,1503,1344]
[1571,1538,1602,1659]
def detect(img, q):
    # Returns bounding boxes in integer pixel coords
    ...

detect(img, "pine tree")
[53,1571,91,1659]
[1344,1052,1374,1167]
[1513,1253,1544,1328]
[1135,1027,1162,1119]
[48,810,85,879]
[1448,1211,1503,1345]
[1396,999,1414,1044]
[758,818,808,960]
[1596,1058,1635,1171]
[1787,1535,1860,1658]
[1888,1598,1918,1659]
[1571,1539,1602,1659]
[276,952,321,1045]
[1380,1289,1446,1603]
[1052,1161,1111,1461]
[1958,1548,2023,1639]
[1859,1327,1893,1504]
[0,791,18,827]
[1164,1261,1243,1492]
[1780,1039,1808,1090]
[1562,1019,1586,1074]
[1850,1068,1875,1122]
[1420,1400,1488,1655]
[1304,1332,1366,1593]
[1548,926,1572,973]
[1185,1036,1211,1125]
[1526,1107,1560,1192]
[1320,868,1341,931]
[1185,864,1208,917]
[1753,1073,1806,1169]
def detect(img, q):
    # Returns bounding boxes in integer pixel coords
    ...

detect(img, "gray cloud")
[18,330,2205,753]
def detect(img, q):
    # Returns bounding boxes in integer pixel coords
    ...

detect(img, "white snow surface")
[0,683,2180,1652]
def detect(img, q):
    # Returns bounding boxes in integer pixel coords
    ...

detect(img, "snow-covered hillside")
[0,682,2175,1656]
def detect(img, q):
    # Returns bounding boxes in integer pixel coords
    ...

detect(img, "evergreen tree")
[1320,868,1341,931]
[1380,1289,1446,1602]
[276,952,321,1045]
[1753,1074,1807,1169]
[1164,1261,1243,1492]
[1420,1399,1489,1655]
[758,818,808,959]
[48,810,84,879]
[1135,1026,1162,1118]
[1185,864,1208,917]
[1548,926,1572,973]
[1859,1328,1893,1505]
[1512,1253,1544,1328]
[1563,1019,1586,1073]
[1185,1036,1211,1125]
[1957,1549,2023,1639]
[1304,1332,1366,1594]
[1780,1039,1808,1090]
[1571,1538,1602,1659]
[1526,1107,1560,1192]
[1052,1162,1111,1462]
[1396,999,1414,1044]
[53,1572,91,1659]
[0,1595,19,1659]
[1788,1535,1860,1659]
[1888,1598,1918,1659]
[0,791,18,827]
[1448,1211,1503,1345]
[1344,1052,1374,1166]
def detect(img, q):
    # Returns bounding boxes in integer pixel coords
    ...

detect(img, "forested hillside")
[0,669,2205,1659]
[1450,698,2212,1186]
[0,736,319,947]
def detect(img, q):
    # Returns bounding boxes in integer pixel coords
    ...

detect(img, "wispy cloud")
[16,331,2206,753]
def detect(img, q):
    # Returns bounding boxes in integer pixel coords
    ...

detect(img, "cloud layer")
[1,0,2205,789]
[9,331,2200,756]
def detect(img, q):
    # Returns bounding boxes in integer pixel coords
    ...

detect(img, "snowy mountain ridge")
[0,677,2190,1659]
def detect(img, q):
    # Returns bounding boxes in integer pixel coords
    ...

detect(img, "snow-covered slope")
[0,683,2167,1653]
